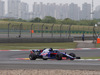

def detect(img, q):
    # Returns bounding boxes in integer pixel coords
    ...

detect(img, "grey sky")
[2,0,100,12]
[22,0,100,8]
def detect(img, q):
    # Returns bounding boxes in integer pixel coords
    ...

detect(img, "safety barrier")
[0,38,73,43]
[97,38,100,44]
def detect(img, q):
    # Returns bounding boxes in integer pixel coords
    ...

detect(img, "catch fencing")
[0,23,100,39]
[0,23,71,38]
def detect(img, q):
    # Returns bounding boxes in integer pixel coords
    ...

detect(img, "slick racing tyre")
[56,54,62,60]
[29,53,37,60]
[43,58,48,60]
[69,53,76,60]
[69,53,76,57]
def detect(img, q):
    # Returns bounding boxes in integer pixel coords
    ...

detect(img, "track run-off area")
[0,49,100,70]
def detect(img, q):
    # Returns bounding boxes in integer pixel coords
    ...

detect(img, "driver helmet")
[49,48,53,51]
[43,48,46,50]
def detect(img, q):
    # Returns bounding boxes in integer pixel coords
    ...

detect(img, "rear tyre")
[56,54,62,60]
[29,53,37,60]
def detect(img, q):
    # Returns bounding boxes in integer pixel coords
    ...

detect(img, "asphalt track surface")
[0,49,100,70]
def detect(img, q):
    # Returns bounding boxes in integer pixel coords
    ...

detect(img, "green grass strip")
[82,57,100,59]
[0,42,77,50]
[96,44,100,48]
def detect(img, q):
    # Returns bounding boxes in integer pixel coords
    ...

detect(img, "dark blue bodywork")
[31,49,75,60]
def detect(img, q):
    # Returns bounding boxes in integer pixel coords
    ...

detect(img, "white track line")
[14,58,100,61]
[0,48,100,52]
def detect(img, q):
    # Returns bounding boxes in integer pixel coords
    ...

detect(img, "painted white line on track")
[0,48,100,52]
[14,58,100,61]
[9,50,22,51]
[0,50,31,51]
[75,59,100,61]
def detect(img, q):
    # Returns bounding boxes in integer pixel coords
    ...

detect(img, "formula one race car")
[29,48,80,60]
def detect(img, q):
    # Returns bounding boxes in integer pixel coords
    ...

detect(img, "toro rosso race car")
[29,48,80,60]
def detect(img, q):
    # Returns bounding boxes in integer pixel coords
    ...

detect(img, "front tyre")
[69,53,76,60]
[29,53,37,60]
[69,53,76,57]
